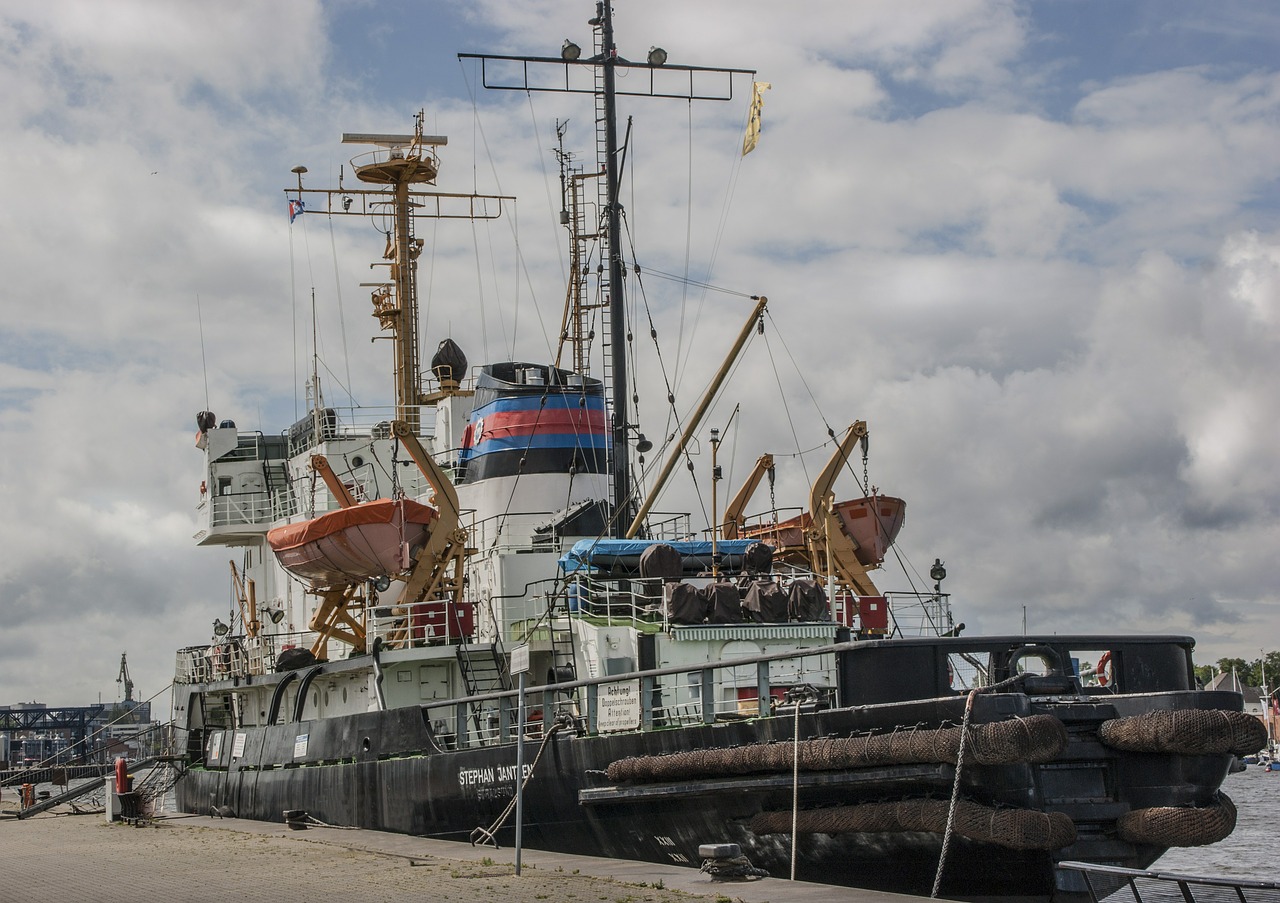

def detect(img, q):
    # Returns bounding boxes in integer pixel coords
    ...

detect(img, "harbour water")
[1150,765,1275,881]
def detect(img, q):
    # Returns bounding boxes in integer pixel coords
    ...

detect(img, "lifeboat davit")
[743,494,906,567]
[266,498,438,586]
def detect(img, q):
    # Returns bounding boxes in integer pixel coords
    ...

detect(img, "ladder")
[592,21,614,403]
[456,643,512,740]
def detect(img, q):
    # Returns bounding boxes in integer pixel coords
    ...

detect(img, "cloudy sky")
[2,0,1278,709]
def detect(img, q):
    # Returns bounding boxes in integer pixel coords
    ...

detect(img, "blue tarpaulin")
[558,538,762,575]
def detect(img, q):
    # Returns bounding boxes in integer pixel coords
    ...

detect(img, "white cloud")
[2,0,1280,708]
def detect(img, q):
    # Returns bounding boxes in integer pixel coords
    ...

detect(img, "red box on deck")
[857,596,888,632]
[409,601,475,643]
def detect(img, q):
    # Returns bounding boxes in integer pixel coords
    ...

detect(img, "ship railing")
[207,491,275,528]
[1056,861,1280,903]
[883,591,955,638]
[368,597,474,648]
[173,635,285,684]
[643,512,693,541]
[270,483,301,521]
[421,637,843,751]
[347,144,443,175]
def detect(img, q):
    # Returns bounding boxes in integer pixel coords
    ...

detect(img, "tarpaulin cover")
[559,538,764,575]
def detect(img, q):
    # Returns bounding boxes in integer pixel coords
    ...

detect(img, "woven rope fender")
[604,714,1068,783]
[1116,793,1237,847]
[749,799,1076,851]
[1098,709,1267,756]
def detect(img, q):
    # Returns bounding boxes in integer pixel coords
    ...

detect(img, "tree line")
[1193,650,1280,690]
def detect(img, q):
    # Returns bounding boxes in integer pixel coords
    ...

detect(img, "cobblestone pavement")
[0,809,921,903]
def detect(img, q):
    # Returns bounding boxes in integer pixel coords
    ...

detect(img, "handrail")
[1057,861,1280,901]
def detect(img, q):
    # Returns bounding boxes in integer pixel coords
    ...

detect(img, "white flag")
[742,81,772,156]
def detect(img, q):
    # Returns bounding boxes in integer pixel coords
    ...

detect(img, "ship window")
[948,652,991,691]
[1069,648,1116,690]
[218,476,233,496]
[397,670,412,682]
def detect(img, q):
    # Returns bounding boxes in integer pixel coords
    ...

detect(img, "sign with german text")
[598,680,641,733]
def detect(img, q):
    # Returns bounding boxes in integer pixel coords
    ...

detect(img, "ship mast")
[285,115,511,436]
[597,1,631,531]
[459,3,754,536]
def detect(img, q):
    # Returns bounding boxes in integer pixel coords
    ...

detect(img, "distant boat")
[267,498,437,586]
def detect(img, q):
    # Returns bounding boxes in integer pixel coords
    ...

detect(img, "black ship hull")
[173,636,1249,900]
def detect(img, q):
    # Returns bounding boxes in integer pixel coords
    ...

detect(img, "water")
[1149,766,1276,881]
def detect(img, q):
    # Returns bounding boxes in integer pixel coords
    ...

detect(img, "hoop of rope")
[470,716,569,847]
[931,673,1027,897]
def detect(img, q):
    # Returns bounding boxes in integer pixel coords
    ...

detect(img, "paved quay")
[0,806,927,903]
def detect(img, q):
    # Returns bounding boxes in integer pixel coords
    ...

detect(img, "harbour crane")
[117,652,134,703]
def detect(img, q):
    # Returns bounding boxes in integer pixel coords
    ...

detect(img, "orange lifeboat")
[267,498,438,586]
[833,494,906,567]
[743,494,905,567]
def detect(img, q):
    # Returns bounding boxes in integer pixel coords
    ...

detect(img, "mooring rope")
[470,717,569,847]
[931,674,1027,898]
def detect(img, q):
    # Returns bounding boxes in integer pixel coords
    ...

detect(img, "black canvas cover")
[788,578,829,622]
[703,582,743,624]
[639,543,684,582]
[744,580,789,623]
[742,541,774,574]
[665,582,707,624]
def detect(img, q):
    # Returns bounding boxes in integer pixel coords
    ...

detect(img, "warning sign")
[597,679,641,733]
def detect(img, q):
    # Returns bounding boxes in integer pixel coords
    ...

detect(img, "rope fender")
[750,799,1077,851]
[1098,709,1267,756]
[605,714,1068,783]
[1116,793,1237,847]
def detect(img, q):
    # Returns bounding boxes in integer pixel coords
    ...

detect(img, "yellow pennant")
[742,81,772,156]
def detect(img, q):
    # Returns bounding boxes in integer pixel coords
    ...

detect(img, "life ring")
[200,480,207,496]
[1096,651,1113,686]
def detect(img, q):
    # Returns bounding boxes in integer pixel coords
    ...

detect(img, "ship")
[170,5,1265,899]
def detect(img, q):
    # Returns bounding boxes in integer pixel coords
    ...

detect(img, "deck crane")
[721,453,775,541]
[721,423,892,599]
[805,422,883,598]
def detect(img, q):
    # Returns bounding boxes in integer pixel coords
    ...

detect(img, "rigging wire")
[672,87,755,391]
[458,59,557,364]
[671,99,695,389]
[195,293,210,414]
[289,212,321,421]
[326,212,355,409]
